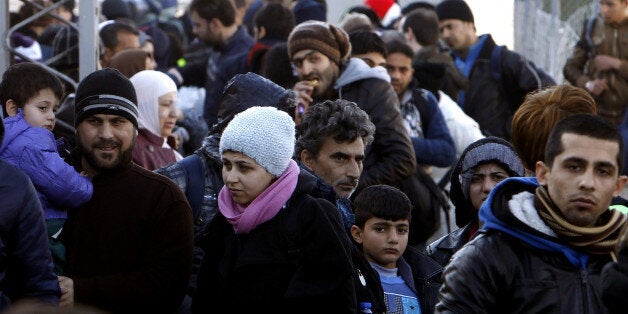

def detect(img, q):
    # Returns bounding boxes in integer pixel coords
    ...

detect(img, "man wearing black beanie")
[435,0,555,141]
[59,69,193,313]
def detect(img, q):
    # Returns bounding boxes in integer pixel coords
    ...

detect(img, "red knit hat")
[365,0,395,19]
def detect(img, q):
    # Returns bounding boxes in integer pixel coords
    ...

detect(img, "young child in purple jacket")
[0,63,93,275]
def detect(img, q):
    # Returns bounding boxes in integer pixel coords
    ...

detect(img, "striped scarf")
[535,186,627,261]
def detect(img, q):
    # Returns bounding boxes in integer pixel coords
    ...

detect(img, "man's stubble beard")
[79,134,136,173]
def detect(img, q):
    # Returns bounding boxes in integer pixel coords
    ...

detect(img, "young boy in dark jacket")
[351,184,442,314]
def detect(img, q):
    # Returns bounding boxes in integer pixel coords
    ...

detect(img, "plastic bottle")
[359,301,373,313]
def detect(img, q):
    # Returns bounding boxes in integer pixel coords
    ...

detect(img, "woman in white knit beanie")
[193,106,356,313]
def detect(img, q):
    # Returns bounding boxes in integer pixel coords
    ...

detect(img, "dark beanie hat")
[288,21,351,65]
[74,68,138,128]
[436,0,474,24]
[101,0,132,20]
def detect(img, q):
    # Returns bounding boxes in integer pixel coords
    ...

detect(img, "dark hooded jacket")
[427,137,524,267]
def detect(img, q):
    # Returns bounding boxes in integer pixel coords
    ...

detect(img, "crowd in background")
[1,0,628,313]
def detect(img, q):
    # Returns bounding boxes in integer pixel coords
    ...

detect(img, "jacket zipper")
[580,268,589,314]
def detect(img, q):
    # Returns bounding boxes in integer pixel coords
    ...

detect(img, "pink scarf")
[218,160,300,234]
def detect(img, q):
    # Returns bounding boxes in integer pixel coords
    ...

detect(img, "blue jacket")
[0,110,92,219]
[0,159,60,309]
[408,87,456,167]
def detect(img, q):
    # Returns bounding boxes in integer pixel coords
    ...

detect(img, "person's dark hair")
[52,0,75,12]
[353,184,412,228]
[254,3,295,40]
[346,5,382,29]
[190,0,235,27]
[0,63,64,116]
[401,1,435,15]
[296,99,375,158]
[545,113,624,173]
[385,39,413,59]
[260,42,297,89]
[99,22,140,50]
[402,8,439,46]
[349,30,387,59]
[412,61,446,98]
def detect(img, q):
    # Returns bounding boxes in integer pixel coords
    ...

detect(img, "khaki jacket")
[564,17,628,125]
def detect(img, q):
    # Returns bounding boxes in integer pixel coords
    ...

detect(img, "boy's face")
[15,88,58,131]
[351,217,410,269]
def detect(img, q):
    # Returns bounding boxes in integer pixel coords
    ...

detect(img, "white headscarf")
[130,70,177,137]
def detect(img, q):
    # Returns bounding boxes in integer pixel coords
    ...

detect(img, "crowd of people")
[1,0,628,313]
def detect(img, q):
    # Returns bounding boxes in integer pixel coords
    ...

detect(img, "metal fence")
[514,0,597,83]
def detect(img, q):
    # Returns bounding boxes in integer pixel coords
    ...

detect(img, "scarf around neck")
[218,159,300,234]
[535,186,627,259]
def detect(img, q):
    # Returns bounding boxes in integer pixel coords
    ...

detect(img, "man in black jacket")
[435,0,555,141]
[287,20,416,197]
[436,114,628,313]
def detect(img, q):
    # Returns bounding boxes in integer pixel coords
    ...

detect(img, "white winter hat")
[219,106,295,177]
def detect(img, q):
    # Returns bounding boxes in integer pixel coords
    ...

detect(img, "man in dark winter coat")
[297,99,387,313]
[171,0,254,127]
[436,114,628,313]
[436,0,555,141]
[401,7,468,102]
[288,20,416,197]
[59,69,193,313]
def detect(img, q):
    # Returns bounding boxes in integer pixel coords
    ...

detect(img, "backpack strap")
[437,166,454,190]
[490,45,505,88]
[180,153,205,222]
[417,166,452,234]
[411,88,434,131]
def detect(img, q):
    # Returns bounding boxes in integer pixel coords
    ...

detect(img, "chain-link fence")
[514,0,597,83]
